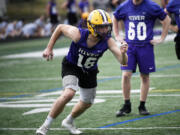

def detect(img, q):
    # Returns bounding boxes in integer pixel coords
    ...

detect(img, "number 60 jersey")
[66,28,110,71]
[113,0,167,46]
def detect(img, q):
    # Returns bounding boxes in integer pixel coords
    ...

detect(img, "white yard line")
[0,127,180,131]
[0,74,180,82]
[1,34,176,59]
[1,94,180,101]
[1,48,69,59]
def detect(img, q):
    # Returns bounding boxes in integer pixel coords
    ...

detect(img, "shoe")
[62,118,82,135]
[36,125,49,135]
[116,103,131,117]
[138,106,150,115]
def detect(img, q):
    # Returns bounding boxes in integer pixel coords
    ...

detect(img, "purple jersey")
[114,0,167,45]
[166,0,180,34]
[66,28,110,71]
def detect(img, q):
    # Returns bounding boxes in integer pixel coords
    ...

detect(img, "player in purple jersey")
[166,0,180,60]
[36,9,128,135]
[113,0,170,117]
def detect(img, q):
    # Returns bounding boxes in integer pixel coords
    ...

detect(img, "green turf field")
[0,36,180,135]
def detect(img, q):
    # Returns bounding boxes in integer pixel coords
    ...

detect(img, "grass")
[0,36,180,135]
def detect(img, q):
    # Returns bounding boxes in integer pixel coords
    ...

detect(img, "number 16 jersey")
[66,28,110,71]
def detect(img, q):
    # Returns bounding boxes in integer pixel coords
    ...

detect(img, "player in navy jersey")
[166,0,180,60]
[113,0,170,117]
[46,0,58,25]
[36,9,128,135]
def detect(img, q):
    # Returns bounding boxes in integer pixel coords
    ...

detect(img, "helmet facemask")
[94,23,112,38]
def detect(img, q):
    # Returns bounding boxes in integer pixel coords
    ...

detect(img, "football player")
[113,0,170,117]
[36,9,128,135]
[165,0,180,60]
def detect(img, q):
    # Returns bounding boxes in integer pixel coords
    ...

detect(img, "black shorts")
[50,15,58,24]
[67,12,77,25]
[174,34,180,60]
[61,57,99,88]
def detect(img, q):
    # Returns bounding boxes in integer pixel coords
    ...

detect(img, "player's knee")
[81,101,92,109]
[61,90,75,102]
[80,96,95,104]
[123,73,131,81]
[140,74,149,83]
[61,94,73,103]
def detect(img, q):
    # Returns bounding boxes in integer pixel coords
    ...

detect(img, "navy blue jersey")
[49,1,57,15]
[66,28,110,70]
[78,0,89,13]
[67,0,77,13]
[166,0,180,32]
[114,0,167,45]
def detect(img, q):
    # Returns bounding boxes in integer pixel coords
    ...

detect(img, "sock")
[139,101,145,108]
[43,115,54,128]
[66,114,74,124]
[125,99,131,104]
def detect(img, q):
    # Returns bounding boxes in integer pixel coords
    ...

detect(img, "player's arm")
[43,24,81,61]
[108,38,128,66]
[160,15,171,40]
[112,16,127,44]
[150,15,171,45]
[164,8,179,33]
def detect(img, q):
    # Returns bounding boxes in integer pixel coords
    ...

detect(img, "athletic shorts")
[67,12,77,25]
[61,57,98,88]
[174,35,180,60]
[50,15,58,24]
[121,43,155,74]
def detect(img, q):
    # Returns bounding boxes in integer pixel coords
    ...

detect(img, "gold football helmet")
[87,9,112,37]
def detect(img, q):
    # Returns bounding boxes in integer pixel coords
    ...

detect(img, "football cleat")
[116,103,131,117]
[36,125,49,135]
[62,118,82,135]
[138,106,150,115]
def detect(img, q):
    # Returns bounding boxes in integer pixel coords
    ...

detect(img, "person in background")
[113,0,170,117]
[78,0,90,15]
[4,21,17,38]
[0,20,7,40]
[22,22,43,38]
[15,19,24,36]
[109,0,124,11]
[46,0,59,26]
[62,0,78,26]
[78,12,89,29]
[92,0,109,11]
[160,0,177,34]
[166,0,180,60]
[161,0,169,9]
[36,9,128,135]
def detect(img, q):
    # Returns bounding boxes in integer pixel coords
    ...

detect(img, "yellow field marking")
[0,92,34,96]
